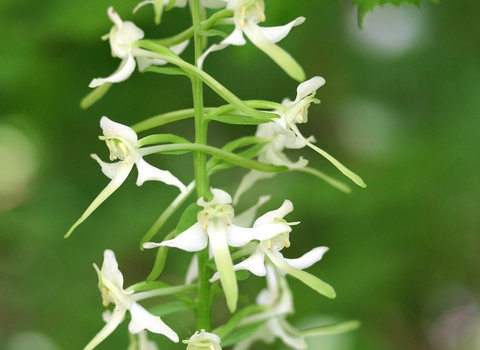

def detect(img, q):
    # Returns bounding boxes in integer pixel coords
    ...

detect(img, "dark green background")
[1,1,479,349]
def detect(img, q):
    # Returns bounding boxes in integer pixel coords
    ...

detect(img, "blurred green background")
[1,0,479,349]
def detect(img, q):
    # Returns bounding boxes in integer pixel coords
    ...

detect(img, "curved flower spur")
[65,117,187,238]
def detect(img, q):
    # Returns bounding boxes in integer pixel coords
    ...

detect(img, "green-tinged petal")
[233,170,276,205]
[265,249,336,299]
[83,306,126,350]
[232,195,270,227]
[268,318,307,350]
[89,54,137,88]
[129,303,179,342]
[301,320,361,337]
[290,123,367,188]
[243,21,305,82]
[208,220,238,313]
[65,161,132,238]
[80,83,112,109]
[143,223,208,252]
[135,157,187,193]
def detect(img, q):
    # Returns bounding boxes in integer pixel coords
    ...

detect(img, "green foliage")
[354,0,437,26]
[176,202,203,235]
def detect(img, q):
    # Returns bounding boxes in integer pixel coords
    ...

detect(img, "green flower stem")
[132,44,278,120]
[190,0,211,332]
[139,143,288,173]
[131,108,215,133]
[152,9,233,47]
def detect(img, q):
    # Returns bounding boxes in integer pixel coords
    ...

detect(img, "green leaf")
[220,321,267,347]
[206,114,270,125]
[143,66,190,77]
[353,0,436,27]
[176,202,202,235]
[148,301,195,317]
[301,320,361,337]
[80,83,112,109]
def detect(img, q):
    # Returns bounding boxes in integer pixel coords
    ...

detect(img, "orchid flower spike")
[89,7,188,87]
[233,265,307,350]
[198,0,306,81]
[143,189,291,313]
[183,330,222,350]
[274,76,367,188]
[65,117,186,238]
[83,250,179,350]
[211,199,336,299]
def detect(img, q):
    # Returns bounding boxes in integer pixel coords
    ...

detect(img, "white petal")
[232,325,275,350]
[295,76,325,102]
[210,245,266,282]
[197,188,232,207]
[135,157,187,193]
[144,223,207,252]
[65,160,132,238]
[232,169,276,206]
[232,195,270,227]
[133,1,154,13]
[83,306,126,350]
[169,39,190,55]
[258,17,305,44]
[232,245,266,276]
[102,250,125,290]
[227,223,291,247]
[136,57,166,72]
[222,25,247,46]
[265,249,336,299]
[100,116,139,145]
[91,154,124,180]
[129,303,179,342]
[253,200,293,227]
[107,7,123,29]
[263,146,308,169]
[207,220,238,313]
[284,246,329,271]
[89,54,137,87]
[116,21,144,45]
[267,318,307,350]
[243,21,305,82]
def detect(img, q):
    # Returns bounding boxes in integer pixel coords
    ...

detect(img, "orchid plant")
[69,1,365,349]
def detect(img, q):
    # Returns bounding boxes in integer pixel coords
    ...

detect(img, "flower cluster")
[69,1,363,350]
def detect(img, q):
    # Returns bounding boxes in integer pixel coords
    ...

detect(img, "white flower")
[183,330,222,350]
[198,0,305,81]
[89,7,188,87]
[211,200,335,299]
[233,265,307,350]
[233,121,310,205]
[83,250,179,350]
[143,189,291,312]
[272,76,367,188]
[65,117,186,238]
